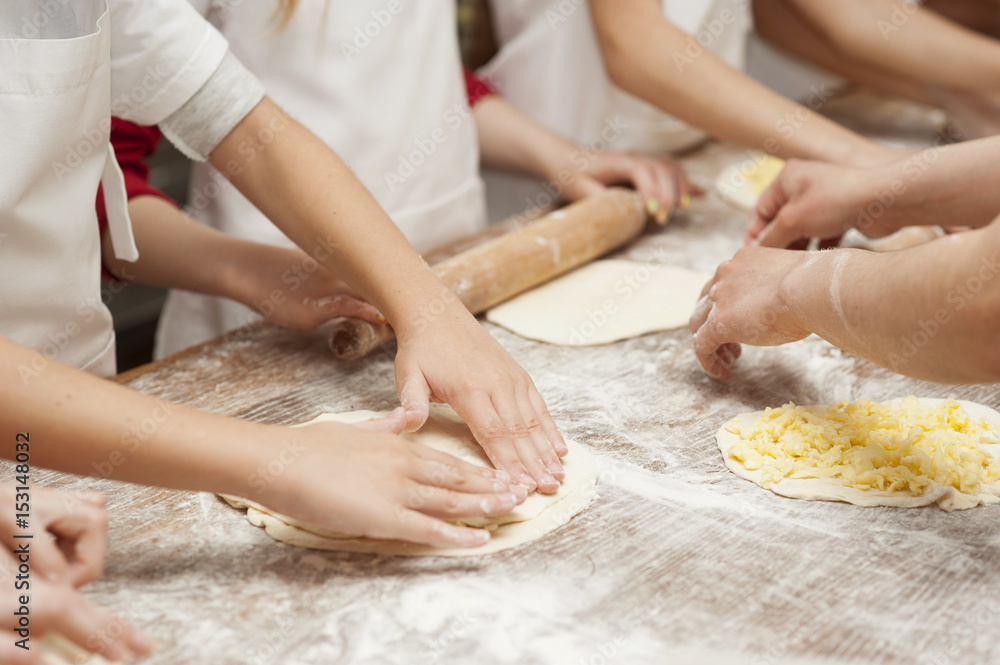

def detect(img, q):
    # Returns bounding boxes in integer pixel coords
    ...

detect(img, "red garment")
[95,119,177,238]
[95,120,176,280]
[463,67,496,106]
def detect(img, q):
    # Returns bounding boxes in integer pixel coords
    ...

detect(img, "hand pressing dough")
[717,397,1000,511]
[225,408,598,557]
[485,259,712,346]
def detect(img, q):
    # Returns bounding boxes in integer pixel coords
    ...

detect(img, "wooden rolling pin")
[328,188,646,359]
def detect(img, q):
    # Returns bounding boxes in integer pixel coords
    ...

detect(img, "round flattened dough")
[225,408,598,557]
[716,397,1000,511]
[485,259,712,346]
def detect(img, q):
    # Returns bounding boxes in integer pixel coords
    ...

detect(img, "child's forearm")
[589,0,891,166]
[1,335,272,496]
[102,195,241,297]
[473,95,580,182]
[786,0,1000,91]
[207,98,451,334]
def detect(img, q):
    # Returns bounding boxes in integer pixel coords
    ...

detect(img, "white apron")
[0,1,138,378]
[155,0,486,359]
[479,0,753,221]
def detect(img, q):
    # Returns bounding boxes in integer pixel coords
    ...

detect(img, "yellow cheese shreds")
[748,156,785,196]
[727,397,1000,496]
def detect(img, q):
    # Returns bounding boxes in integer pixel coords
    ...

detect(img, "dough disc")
[485,259,711,346]
[225,408,598,556]
[716,397,1000,511]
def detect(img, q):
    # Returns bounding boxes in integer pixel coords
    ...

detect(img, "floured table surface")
[10,90,1000,664]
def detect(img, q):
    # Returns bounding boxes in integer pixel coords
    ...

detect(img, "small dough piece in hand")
[717,397,1000,511]
[224,408,598,556]
[486,260,711,346]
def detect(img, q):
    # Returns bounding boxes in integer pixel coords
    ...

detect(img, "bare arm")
[101,195,381,328]
[691,217,1000,383]
[2,335,520,548]
[207,97,567,492]
[473,94,701,218]
[588,0,893,166]
[783,0,1000,91]
[748,137,1000,248]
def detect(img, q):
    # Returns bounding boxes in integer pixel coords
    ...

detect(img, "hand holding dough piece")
[486,260,712,346]
[225,408,598,557]
[717,397,1000,511]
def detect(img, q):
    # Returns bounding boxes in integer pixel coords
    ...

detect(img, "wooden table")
[16,90,1000,665]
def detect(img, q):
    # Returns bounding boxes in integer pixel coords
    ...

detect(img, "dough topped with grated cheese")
[716,397,1000,511]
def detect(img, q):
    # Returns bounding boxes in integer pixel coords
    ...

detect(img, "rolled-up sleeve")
[108,0,265,161]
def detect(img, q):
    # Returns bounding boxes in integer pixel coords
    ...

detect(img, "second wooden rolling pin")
[328,187,646,359]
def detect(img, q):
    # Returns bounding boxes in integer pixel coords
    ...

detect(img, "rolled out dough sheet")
[485,259,712,346]
[225,408,598,557]
[716,398,1000,511]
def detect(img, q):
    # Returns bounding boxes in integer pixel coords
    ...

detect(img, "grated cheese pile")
[727,397,1000,496]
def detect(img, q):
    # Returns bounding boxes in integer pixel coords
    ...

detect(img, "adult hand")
[746,159,893,249]
[689,247,816,380]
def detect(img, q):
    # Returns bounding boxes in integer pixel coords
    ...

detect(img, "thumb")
[398,374,431,433]
[356,406,407,434]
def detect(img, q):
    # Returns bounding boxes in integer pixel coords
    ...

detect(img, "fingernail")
[518,475,537,492]
[507,491,520,507]
[469,529,490,546]
[493,469,511,483]
[540,472,557,487]
[375,312,386,323]
[647,198,659,215]
[492,480,511,492]
[655,207,668,225]
[681,193,692,210]
[512,485,528,501]
[547,463,565,480]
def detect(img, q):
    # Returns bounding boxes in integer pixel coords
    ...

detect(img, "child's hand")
[255,408,528,548]
[392,309,568,494]
[553,151,704,224]
[0,484,108,588]
[0,523,153,664]
[222,245,383,329]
